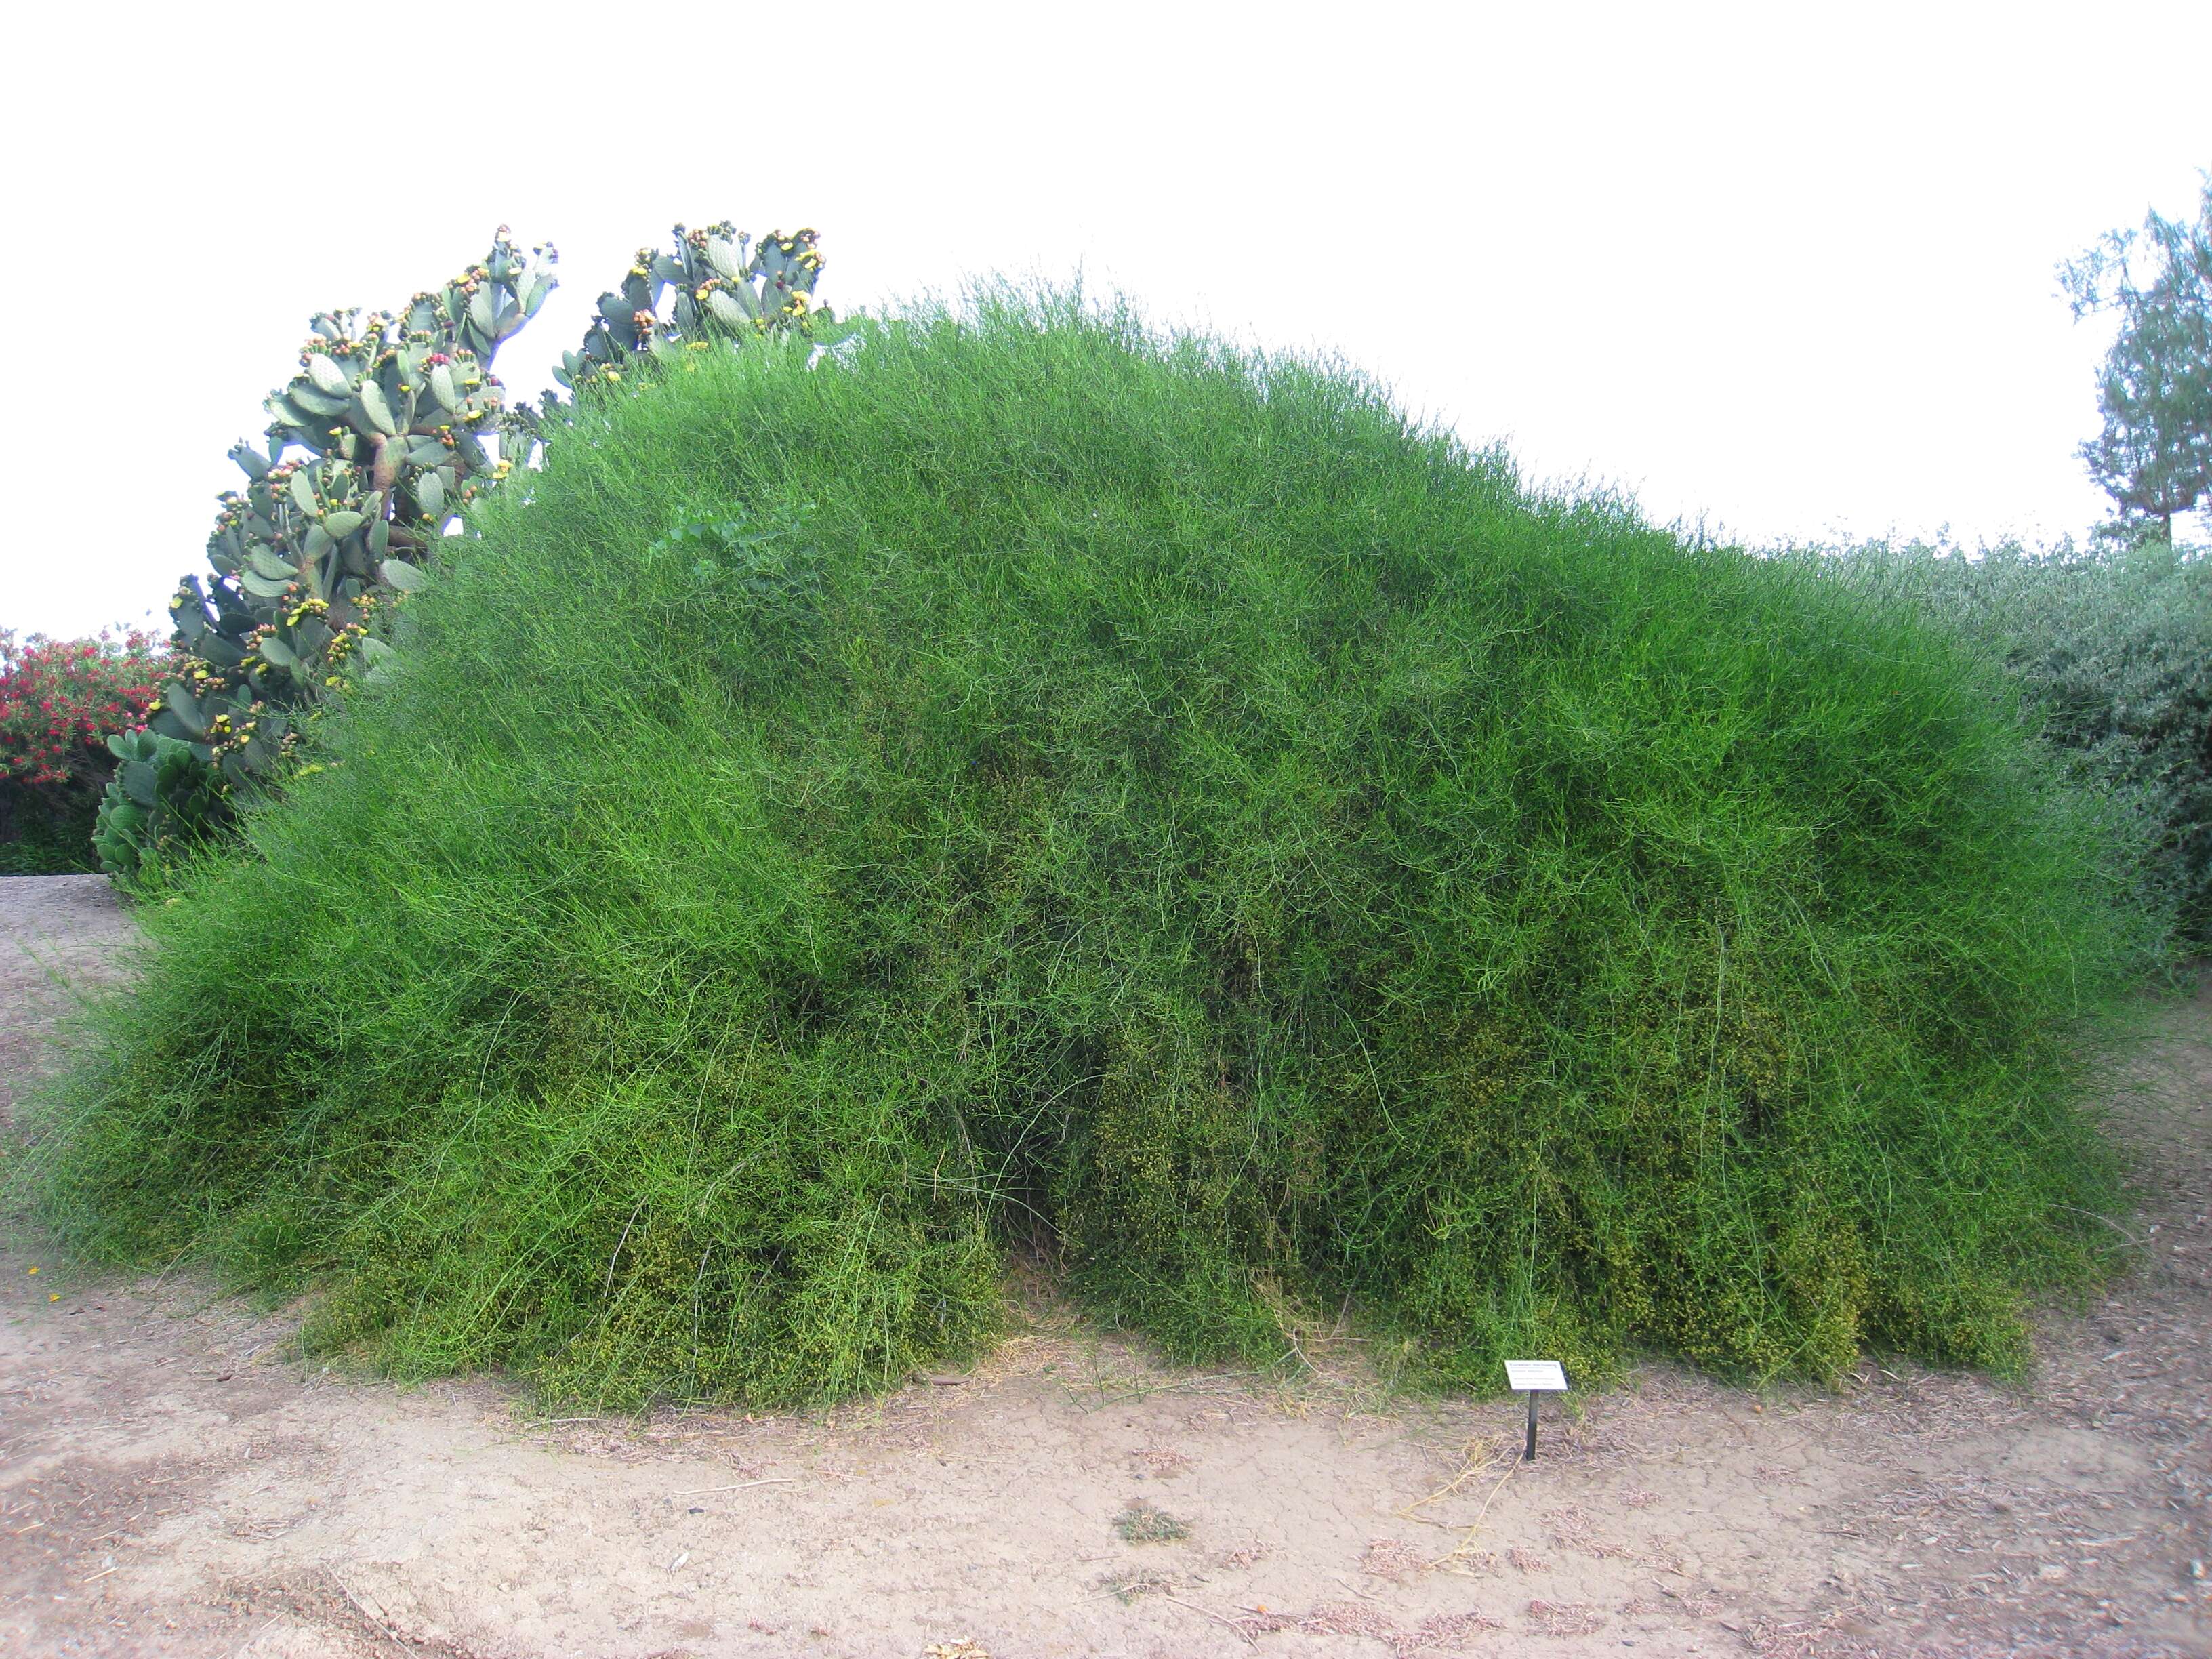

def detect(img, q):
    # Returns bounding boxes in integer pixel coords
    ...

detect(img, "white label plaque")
[1505,1359,1568,1392]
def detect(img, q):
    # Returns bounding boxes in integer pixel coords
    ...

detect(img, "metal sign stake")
[1504,1359,1568,1462]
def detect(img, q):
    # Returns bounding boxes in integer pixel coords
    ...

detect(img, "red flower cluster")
[0,628,171,787]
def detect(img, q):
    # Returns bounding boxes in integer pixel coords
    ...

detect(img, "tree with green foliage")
[2062,174,2212,538]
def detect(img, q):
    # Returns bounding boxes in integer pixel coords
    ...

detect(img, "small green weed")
[1114,1500,1190,1545]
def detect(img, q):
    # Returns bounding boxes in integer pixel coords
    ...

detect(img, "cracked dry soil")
[2,874,2207,1658]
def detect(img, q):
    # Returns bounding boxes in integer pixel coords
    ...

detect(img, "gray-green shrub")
[1822,534,2211,943]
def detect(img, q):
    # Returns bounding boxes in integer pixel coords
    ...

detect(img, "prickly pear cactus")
[94,232,559,881]
[90,729,226,882]
[100,220,840,884]
[495,225,842,474]
[175,230,558,750]
[551,224,834,393]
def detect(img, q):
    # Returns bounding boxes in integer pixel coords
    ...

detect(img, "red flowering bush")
[1,628,167,783]
[1,628,171,873]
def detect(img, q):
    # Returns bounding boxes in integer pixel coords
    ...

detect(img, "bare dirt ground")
[1,872,2206,1659]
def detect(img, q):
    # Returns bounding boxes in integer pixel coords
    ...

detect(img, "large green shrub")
[22,296,2155,1407]
[1824,535,2212,943]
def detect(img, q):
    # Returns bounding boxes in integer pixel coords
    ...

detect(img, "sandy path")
[1,873,2205,1659]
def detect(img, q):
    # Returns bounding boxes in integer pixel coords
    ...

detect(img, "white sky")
[3,1,2207,638]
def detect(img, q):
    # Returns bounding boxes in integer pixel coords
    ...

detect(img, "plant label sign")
[1505,1359,1569,1460]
